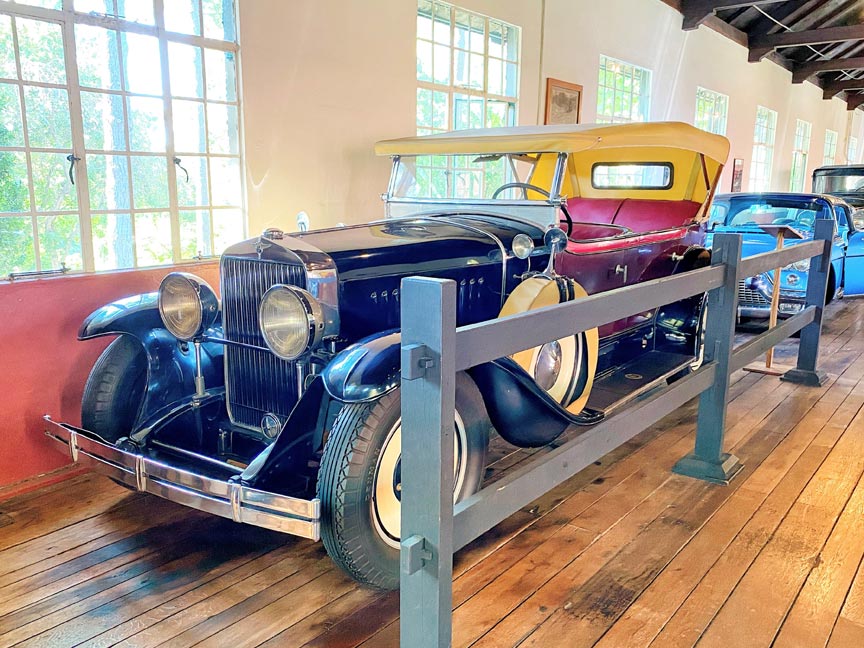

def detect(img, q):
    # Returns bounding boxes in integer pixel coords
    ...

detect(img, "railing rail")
[399,220,834,647]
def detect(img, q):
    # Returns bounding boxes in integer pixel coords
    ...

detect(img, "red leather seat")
[611,199,701,233]
[566,197,624,225]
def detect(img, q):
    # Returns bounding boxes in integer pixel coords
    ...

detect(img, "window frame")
[789,118,811,193]
[823,129,838,166]
[596,55,652,124]
[0,0,244,277]
[694,86,728,136]
[749,105,777,192]
[848,136,858,164]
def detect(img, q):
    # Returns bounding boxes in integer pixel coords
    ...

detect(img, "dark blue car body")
[707,192,864,318]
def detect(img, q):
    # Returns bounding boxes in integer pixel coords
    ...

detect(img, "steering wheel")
[492,182,550,200]
[491,183,574,237]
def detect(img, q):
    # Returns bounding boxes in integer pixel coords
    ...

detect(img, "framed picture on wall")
[545,78,583,125]
[731,158,744,192]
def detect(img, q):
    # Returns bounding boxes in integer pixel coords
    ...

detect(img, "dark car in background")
[707,192,864,319]
[813,164,864,209]
[45,122,728,589]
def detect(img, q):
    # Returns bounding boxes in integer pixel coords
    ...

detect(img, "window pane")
[175,155,208,206]
[18,0,63,9]
[204,49,236,101]
[87,154,131,210]
[122,32,162,95]
[0,217,35,275]
[81,91,127,150]
[207,102,238,154]
[134,211,172,265]
[417,39,433,83]
[0,83,24,147]
[180,209,211,258]
[118,0,155,25]
[209,157,240,206]
[17,18,66,85]
[75,25,123,91]
[0,16,16,79]
[31,153,78,212]
[127,96,165,152]
[165,0,202,36]
[91,212,135,270]
[168,42,203,98]
[213,207,241,253]
[75,0,115,13]
[202,0,236,41]
[433,2,450,45]
[24,86,72,148]
[173,100,206,153]
[38,214,82,270]
[130,155,168,208]
[432,90,448,130]
[0,152,30,212]
[433,44,450,85]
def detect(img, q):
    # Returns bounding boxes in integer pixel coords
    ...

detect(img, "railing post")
[400,277,457,648]
[673,233,744,484]
[781,218,832,386]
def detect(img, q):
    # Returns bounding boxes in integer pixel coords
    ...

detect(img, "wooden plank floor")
[3,299,864,647]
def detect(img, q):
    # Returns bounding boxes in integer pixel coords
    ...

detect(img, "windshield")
[391,153,545,201]
[813,171,864,194]
[708,196,832,232]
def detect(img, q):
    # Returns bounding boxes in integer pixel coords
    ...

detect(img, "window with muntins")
[823,130,838,166]
[694,86,728,136]
[0,0,243,278]
[789,119,811,192]
[596,56,651,124]
[848,136,858,164]
[749,105,777,192]
[415,0,519,199]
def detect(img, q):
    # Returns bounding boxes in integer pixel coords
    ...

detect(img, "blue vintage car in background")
[707,193,864,319]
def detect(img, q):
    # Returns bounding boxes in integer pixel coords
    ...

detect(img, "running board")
[587,351,692,417]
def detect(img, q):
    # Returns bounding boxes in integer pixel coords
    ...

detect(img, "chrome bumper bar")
[43,416,320,540]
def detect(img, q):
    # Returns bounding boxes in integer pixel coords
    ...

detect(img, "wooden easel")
[743,224,805,375]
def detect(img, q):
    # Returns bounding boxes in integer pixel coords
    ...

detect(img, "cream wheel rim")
[371,412,468,549]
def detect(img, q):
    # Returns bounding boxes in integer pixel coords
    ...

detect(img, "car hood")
[707,226,814,262]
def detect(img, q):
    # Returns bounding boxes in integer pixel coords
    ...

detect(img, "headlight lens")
[785,260,810,272]
[158,273,219,340]
[259,285,325,360]
[512,233,534,260]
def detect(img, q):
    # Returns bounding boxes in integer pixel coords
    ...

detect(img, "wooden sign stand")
[743,224,805,376]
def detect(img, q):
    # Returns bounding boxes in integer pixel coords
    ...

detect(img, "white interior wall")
[238,0,864,233]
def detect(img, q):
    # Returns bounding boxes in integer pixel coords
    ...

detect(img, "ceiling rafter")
[749,23,864,61]
[823,78,864,98]
[792,56,864,83]
[680,0,790,30]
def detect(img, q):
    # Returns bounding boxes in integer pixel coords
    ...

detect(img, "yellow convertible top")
[374,121,730,165]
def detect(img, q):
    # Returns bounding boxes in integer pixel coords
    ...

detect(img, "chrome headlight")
[259,285,325,360]
[158,273,219,341]
[785,260,810,272]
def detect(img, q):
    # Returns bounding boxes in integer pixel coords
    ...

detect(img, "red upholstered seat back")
[611,199,701,233]
[566,197,624,225]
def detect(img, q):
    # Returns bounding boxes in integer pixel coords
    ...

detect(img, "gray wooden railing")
[398,220,834,647]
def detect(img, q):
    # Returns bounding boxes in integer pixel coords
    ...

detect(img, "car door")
[844,207,864,296]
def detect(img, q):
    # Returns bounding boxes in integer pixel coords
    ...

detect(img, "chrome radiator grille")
[221,256,306,429]
[737,280,771,307]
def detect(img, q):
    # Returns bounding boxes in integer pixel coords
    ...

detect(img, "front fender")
[79,292,225,431]
[321,330,400,403]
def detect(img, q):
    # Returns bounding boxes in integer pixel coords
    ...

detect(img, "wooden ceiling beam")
[750,24,864,62]
[823,77,864,99]
[680,0,789,31]
[792,56,864,83]
[846,93,864,111]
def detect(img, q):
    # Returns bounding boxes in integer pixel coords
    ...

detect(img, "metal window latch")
[66,154,80,184]
[402,534,433,574]
[173,157,189,183]
[402,344,434,380]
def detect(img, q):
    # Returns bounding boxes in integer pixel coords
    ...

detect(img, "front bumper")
[43,416,321,540]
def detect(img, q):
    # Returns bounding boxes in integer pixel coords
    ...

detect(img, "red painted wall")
[0,263,219,489]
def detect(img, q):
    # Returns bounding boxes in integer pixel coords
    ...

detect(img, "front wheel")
[317,372,489,589]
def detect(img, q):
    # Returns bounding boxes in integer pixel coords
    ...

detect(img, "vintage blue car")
[707,192,864,319]
[45,122,729,589]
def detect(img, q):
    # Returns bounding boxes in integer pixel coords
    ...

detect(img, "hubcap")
[371,412,468,549]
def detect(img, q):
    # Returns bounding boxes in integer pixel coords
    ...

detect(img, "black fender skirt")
[468,358,604,448]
